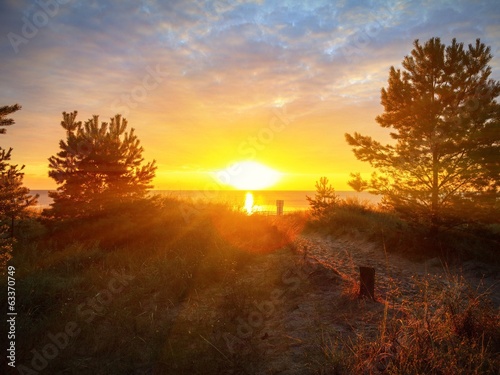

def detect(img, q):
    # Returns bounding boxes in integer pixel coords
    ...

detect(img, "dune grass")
[306,197,500,374]
[4,195,499,374]
[8,196,305,374]
[307,196,500,264]
[319,272,500,375]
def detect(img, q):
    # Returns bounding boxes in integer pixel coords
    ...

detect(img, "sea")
[30,190,380,214]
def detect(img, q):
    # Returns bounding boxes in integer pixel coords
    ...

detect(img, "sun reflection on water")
[242,192,266,215]
[244,192,254,215]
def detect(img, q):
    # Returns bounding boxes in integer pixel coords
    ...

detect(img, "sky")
[1,0,499,191]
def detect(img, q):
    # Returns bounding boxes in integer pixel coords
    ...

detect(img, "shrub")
[307,177,338,220]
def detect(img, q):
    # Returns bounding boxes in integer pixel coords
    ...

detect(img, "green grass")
[6,196,304,374]
[4,195,499,374]
[307,197,500,264]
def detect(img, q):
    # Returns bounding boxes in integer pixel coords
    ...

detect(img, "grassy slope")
[4,197,499,374]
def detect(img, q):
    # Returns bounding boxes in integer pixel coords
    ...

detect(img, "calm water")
[30,190,380,213]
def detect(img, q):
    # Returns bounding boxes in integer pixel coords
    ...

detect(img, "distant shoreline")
[29,189,381,211]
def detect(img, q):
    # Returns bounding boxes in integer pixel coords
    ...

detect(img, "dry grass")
[5,196,499,374]
[308,196,500,264]
[319,272,500,374]
[7,196,308,374]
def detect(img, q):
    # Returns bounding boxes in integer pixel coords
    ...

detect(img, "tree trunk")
[431,148,440,235]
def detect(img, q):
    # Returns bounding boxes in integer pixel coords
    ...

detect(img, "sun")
[216,161,281,190]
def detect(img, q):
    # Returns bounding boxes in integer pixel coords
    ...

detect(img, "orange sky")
[1,0,499,191]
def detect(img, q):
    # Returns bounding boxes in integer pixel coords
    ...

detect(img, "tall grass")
[320,273,500,374]
[5,195,499,374]
[308,196,500,263]
[306,196,499,374]
[6,196,304,374]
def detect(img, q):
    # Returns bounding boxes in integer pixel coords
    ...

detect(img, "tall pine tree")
[0,104,38,230]
[46,111,157,219]
[0,104,21,165]
[0,104,37,269]
[0,104,21,134]
[346,38,500,230]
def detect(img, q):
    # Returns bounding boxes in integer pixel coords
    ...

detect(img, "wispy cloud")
[1,0,499,189]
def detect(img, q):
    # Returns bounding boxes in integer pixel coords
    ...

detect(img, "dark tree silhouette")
[307,176,337,220]
[0,165,38,235]
[0,104,21,164]
[0,104,21,134]
[346,38,500,230]
[0,104,38,228]
[0,104,37,269]
[46,111,157,219]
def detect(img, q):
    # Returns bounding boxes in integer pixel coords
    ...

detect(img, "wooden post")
[359,266,375,300]
[276,200,284,215]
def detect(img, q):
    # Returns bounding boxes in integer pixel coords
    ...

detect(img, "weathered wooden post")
[359,266,375,300]
[276,200,284,215]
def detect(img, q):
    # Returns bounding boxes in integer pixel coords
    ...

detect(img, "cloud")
[1,0,499,188]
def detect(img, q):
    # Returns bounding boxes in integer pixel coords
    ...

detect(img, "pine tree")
[0,104,38,269]
[0,104,21,165]
[0,103,38,228]
[0,104,21,134]
[306,176,337,220]
[46,111,157,219]
[346,38,500,230]
[0,165,38,236]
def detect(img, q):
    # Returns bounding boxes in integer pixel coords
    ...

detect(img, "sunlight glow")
[244,192,254,215]
[217,161,281,190]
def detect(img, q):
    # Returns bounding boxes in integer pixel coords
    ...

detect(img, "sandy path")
[245,232,499,374]
[164,231,499,374]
